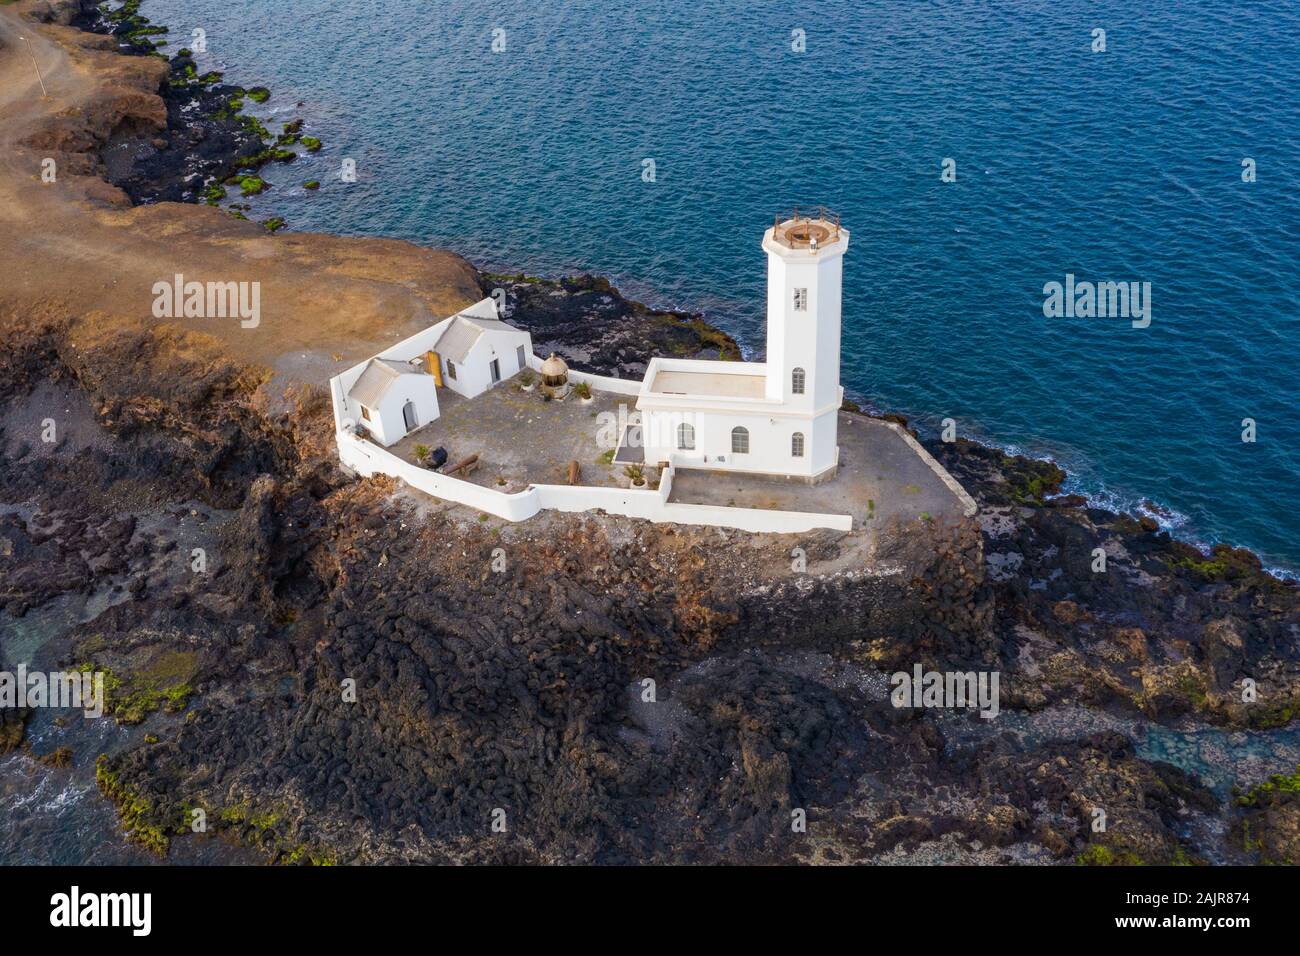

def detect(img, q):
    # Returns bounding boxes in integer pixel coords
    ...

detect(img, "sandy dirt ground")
[0,1,483,396]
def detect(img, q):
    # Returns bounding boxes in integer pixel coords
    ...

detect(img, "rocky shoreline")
[1,0,1297,866]
[70,0,323,225]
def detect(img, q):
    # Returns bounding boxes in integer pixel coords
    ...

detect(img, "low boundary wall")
[337,430,852,533]
[332,356,853,533]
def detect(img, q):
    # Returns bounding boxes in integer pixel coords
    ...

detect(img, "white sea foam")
[896,413,1299,579]
[0,760,85,815]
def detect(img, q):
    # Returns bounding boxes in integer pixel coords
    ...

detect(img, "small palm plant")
[573,381,592,400]
[623,464,646,487]
[413,444,431,465]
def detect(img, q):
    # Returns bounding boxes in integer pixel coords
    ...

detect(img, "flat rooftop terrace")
[649,367,767,399]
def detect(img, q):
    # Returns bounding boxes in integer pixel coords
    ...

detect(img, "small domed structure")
[540,352,568,382]
[540,352,570,398]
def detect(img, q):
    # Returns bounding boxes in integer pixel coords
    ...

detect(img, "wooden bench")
[444,453,480,478]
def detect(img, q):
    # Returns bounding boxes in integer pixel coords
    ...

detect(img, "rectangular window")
[490,358,501,383]
[516,345,526,371]
[360,406,370,421]
[793,288,808,311]
[447,361,457,380]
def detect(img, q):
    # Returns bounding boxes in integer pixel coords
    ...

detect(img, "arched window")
[731,426,749,454]
[791,432,805,457]
[791,367,805,395]
[677,422,695,450]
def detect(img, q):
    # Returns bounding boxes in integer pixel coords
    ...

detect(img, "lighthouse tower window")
[793,288,808,311]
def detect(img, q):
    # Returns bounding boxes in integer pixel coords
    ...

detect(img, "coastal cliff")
[1,0,1298,865]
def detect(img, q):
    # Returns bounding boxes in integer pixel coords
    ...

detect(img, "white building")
[635,210,848,482]
[346,356,440,447]
[339,297,533,447]
[430,299,533,400]
[329,210,978,535]
[338,212,850,472]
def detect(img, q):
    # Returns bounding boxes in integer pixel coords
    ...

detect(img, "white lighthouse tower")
[635,208,848,483]
[761,209,848,478]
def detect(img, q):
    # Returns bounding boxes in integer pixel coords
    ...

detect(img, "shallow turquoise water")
[145,0,1299,569]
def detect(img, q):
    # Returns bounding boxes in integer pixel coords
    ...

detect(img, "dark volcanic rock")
[3,280,1297,866]
[70,0,294,206]
[1232,767,1300,865]
[5,298,1297,866]
[481,273,742,378]
[3,7,1298,865]
[0,708,28,756]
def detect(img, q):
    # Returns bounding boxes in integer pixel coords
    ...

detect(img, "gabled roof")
[432,312,522,365]
[347,358,413,408]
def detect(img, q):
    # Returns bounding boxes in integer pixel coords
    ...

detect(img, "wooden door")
[425,351,444,386]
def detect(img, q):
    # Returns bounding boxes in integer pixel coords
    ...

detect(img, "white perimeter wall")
[523,354,643,396]
[338,429,850,532]
[332,351,852,533]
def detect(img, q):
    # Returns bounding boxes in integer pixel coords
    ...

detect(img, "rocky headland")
[1,0,1297,865]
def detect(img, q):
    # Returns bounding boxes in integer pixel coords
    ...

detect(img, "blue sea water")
[147,0,1299,570]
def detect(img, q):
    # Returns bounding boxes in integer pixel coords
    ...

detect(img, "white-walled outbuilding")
[346,357,439,447]
[333,297,534,447]
[431,301,533,400]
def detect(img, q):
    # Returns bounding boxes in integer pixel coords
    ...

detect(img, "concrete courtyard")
[666,412,971,530]
[382,380,971,540]
[387,374,632,491]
